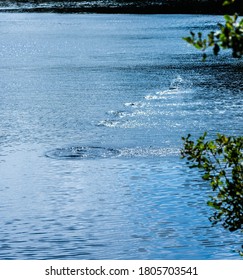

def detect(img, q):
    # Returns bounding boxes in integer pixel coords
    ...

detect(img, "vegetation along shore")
[0,0,242,14]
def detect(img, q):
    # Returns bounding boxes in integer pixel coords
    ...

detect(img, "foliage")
[181,133,243,254]
[182,0,243,256]
[183,0,243,60]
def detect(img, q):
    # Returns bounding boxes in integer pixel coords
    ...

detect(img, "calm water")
[0,13,242,259]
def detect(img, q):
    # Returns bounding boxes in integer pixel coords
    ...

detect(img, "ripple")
[106,110,128,118]
[124,101,146,108]
[96,120,121,127]
[119,147,179,158]
[45,145,179,160]
[45,146,120,160]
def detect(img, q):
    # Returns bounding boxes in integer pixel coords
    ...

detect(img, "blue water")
[0,13,242,259]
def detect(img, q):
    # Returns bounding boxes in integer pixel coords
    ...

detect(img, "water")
[0,13,242,259]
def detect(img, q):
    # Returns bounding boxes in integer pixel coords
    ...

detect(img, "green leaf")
[224,15,232,22]
[190,31,195,37]
[183,37,193,44]
[202,53,207,61]
[213,43,220,55]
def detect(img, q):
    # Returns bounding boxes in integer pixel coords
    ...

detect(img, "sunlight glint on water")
[0,13,242,259]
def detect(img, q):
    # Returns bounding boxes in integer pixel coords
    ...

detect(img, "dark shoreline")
[0,1,242,14]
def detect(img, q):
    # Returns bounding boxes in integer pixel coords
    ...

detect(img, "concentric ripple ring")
[45,146,120,160]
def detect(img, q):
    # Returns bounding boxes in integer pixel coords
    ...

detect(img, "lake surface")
[0,13,242,259]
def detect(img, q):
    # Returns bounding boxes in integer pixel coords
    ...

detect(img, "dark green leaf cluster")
[183,0,242,60]
[183,13,243,60]
[181,133,243,234]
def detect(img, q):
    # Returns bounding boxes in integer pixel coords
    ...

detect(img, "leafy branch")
[183,0,243,60]
[181,133,243,254]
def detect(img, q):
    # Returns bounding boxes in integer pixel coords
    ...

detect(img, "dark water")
[0,13,242,259]
[0,1,241,14]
